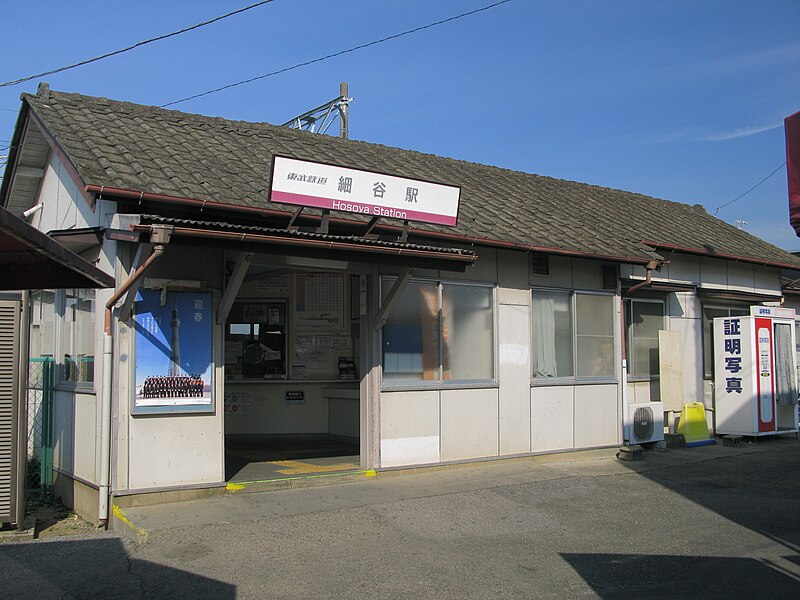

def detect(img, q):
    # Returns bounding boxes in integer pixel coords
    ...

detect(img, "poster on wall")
[294,273,345,329]
[133,289,214,413]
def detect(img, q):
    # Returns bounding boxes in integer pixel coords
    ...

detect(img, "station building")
[3,85,799,525]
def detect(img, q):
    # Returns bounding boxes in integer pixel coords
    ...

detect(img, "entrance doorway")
[222,263,364,482]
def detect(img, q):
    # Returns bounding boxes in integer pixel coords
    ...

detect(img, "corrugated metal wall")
[0,300,20,523]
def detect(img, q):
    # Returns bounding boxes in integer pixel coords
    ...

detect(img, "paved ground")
[2,438,800,599]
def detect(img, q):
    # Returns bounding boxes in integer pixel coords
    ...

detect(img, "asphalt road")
[2,439,800,599]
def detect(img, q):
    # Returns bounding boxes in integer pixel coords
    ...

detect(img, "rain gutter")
[97,225,171,527]
[641,240,800,271]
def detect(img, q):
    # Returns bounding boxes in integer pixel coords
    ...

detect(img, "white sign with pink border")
[269,155,461,226]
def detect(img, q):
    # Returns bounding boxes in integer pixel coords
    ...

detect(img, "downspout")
[620,259,661,443]
[98,225,171,527]
[625,259,659,297]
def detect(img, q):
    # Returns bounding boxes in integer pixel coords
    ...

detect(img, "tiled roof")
[15,89,800,268]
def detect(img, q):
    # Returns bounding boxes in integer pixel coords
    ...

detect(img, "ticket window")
[226,301,287,380]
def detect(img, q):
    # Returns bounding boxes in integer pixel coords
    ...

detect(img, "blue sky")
[2,1,798,249]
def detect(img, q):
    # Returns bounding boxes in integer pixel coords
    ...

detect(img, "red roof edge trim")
[641,239,800,270]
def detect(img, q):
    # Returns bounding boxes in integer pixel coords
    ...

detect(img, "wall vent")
[602,265,617,289]
[531,252,550,276]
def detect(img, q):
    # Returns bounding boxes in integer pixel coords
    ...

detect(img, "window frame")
[531,287,618,385]
[624,297,666,382]
[380,276,497,391]
[54,288,97,393]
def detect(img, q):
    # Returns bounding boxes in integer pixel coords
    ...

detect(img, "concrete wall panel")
[459,247,498,283]
[531,385,573,452]
[498,303,531,454]
[754,267,781,296]
[662,255,700,284]
[128,413,223,489]
[531,254,572,289]
[574,384,619,448]
[572,259,606,291]
[700,257,729,288]
[52,391,75,475]
[73,393,98,483]
[727,262,755,292]
[440,388,499,461]
[223,383,329,435]
[497,249,530,302]
[380,390,440,467]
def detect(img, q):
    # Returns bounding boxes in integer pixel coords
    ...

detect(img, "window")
[382,279,494,385]
[625,299,665,379]
[532,290,616,381]
[59,289,96,384]
[702,305,749,378]
[532,290,572,377]
[30,290,56,359]
[225,301,287,380]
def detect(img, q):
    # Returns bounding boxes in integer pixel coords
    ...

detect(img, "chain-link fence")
[26,357,54,495]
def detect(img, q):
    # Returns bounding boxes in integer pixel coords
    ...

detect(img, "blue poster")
[133,289,213,411]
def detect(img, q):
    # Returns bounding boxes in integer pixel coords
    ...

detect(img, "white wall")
[224,382,329,435]
[52,390,97,483]
[29,153,99,234]
[380,252,624,468]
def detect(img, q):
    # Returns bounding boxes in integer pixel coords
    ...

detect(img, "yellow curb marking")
[269,460,361,475]
[226,468,376,489]
[112,505,148,542]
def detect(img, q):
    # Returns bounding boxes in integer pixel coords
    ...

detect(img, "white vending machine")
[713,306,799,436]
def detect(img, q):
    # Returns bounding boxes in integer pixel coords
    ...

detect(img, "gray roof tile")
[15,89,800,268]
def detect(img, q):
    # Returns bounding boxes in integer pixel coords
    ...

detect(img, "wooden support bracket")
[118,243,153,322]
[373,268,411,331]
[217,252,253,324]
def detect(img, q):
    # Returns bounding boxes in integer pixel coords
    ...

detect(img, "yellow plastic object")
[676,402,715,447]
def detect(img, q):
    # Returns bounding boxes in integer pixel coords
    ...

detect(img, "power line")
[713,162,787,215]
[161,0,514,108]
[0,1,278,88]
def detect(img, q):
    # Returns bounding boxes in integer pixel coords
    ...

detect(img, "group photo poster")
[133,289,214,412]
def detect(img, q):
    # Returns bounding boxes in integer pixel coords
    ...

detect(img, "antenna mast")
[282,82,352,139]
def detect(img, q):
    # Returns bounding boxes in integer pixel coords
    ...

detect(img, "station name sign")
[269,156,461,226]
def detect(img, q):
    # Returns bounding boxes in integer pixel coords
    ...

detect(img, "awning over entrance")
[0,207,115,290]
[132,215,478,272]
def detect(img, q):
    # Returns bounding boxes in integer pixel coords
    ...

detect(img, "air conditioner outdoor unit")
[625,401,664,444]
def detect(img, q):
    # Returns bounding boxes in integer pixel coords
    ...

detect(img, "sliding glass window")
[532,289,616,382]
[382,279,494,386]
[625,298,665,379]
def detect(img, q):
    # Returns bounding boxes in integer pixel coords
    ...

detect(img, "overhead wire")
[713,162,787,215]
[161,0,514,107]
[0,0,278,88]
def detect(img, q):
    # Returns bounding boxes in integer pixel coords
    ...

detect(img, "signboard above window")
[269,155,461,226]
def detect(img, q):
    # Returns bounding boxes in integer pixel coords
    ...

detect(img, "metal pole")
[339,82,349,140]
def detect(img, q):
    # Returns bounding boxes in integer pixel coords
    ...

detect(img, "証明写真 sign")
[269,156,461,226]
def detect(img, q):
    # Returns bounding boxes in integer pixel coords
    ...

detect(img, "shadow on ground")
[0,537,235,600]
[561,552,799,599]
[565,436,800,598]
